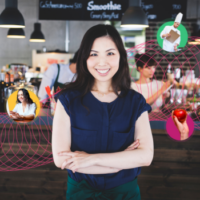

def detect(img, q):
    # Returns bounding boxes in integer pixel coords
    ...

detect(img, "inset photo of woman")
[6,88,40,123]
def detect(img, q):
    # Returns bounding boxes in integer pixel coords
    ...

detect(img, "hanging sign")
[39,0,129,21]
[39,0,187,21]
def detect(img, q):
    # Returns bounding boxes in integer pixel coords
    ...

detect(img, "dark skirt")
[66,176,141,200]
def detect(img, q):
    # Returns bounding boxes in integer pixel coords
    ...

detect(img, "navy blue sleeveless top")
[56,89,151,190]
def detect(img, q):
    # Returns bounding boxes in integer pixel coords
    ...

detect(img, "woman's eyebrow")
[106,48,116,52]
[90,48,116,52]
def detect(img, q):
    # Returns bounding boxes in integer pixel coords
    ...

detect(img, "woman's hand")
[162,91,170,99]
[10,112,24,120]
[124,139,140,151]
[10,114,18,119]
[58,151,97,173]
[171,110,189,140]
[10,111,17,115]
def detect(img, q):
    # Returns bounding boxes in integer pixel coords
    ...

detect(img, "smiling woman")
[9,88,36,122]
[52,24,154,200]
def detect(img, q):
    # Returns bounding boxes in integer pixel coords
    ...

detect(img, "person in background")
[38,50,78,102]
[9,88,36,120]
[160,12,183,52]
[131,53,171,111]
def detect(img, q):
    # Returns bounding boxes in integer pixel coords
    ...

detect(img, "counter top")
[1,109,200,131]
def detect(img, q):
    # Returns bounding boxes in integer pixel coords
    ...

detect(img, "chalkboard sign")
[39,0,129,21]
[39,0,187,21]
[142,0,187,21]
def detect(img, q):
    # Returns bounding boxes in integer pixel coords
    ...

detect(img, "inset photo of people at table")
[6,88,40,123]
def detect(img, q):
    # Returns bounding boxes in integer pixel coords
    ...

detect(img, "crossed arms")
[52,100,154,174]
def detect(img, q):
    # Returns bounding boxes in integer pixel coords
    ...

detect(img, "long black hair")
[69,50,79,64]
[17,88,34,105]
[59,24,131,111]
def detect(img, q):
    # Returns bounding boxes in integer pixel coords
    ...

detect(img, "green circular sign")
[157,21,188,51]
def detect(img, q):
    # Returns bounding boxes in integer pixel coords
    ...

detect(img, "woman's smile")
[95,68,111,76]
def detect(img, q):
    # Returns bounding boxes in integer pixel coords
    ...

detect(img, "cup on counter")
[182,89,188,104]
[175,89,182,104]
[170,89,176,103]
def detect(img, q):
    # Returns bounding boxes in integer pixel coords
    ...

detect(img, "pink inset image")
[166,110,194,141]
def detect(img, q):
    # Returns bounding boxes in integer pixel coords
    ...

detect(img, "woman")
[9,88,36,121]
[52,24,154,200]
[131,53,171,111]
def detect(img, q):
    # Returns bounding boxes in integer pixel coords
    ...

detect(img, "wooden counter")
[0,120,200,199]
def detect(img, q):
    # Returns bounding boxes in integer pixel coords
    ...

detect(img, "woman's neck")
[137,76,151,84]
[92,80,114,93]
[22,102,27,107]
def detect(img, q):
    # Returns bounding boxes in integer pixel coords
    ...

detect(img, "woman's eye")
[108,52,114,55]
[90,53,97,56]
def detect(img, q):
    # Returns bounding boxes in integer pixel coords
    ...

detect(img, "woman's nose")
[97,56,107,65]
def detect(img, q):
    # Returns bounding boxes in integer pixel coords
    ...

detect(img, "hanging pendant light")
[29,23,45,42]
[0,0,25,28]
[121,0,148,28]
[7,28,25,38]
[30,23,45,42]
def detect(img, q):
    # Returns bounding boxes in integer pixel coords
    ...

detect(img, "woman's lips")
[95,69,110,76]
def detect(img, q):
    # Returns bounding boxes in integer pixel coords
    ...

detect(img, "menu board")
[39,0,187,21]
[141,0,187,21]
[39,0,129,21]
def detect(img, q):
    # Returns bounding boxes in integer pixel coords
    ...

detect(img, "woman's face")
[138,64,156,79]
[18,91,25,103]
[87,36,120,83]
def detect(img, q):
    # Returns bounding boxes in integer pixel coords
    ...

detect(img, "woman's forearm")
[22,115,34,120]
[54,155,121,174]
[146,82,170,105]
[76,166,120,174]
[95,148,153,169]
[146,91,162,105]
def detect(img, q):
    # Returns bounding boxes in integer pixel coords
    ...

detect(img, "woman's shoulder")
[127,88,145,100]
[15,103,21,107]
[30,102,36,106]
[127,89,152,113]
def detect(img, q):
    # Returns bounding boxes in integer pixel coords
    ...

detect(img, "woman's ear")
[137,66,142,72]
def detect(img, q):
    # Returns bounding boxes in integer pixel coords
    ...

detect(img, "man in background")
[38,50,78,102]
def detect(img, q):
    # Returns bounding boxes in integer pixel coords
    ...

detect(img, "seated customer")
[131,53,171,111]
[9,88,36,120]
